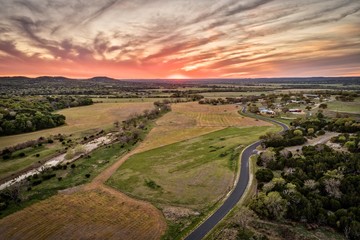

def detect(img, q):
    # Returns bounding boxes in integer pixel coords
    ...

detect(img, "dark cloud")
[0,40,27,59]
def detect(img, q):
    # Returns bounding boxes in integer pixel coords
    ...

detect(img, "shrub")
[35,153,40,157]
[317,130,325,136]
[58,177,62,181]
[85,173,91,178]
[42,173,56,180]
[71,163,76,169]
[18,152,26,157]
[32,179,42,186]
[145,179,161,189]
[293,129,303,136]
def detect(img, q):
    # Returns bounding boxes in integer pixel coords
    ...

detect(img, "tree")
[305,106,312,111]
[250,192,287,220]
[319,103,328,109]
[324,178,342,199]
[256,168,274,182]
[259,149,276,167]
[307,128,315,135]
[293,129,303,136]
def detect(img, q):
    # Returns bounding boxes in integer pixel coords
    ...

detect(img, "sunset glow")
[0,0,359,79]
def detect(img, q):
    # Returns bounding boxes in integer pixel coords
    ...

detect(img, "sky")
[0,0,359,79]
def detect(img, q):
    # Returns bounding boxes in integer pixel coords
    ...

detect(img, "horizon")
[0,0,360,79]
[2,75,360,81]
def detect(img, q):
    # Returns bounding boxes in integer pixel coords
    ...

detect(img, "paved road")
[184,107,289,240]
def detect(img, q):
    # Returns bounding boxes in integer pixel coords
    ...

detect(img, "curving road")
[184,107,289,240]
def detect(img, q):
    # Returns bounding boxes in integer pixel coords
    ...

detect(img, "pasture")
[107,126,277,210]
[0,102,153,148]
[0,189,166,240]
[326,98,360,114]
[136,102,271,153]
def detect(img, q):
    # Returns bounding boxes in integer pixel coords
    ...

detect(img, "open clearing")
[326,98,360,114]
[136,102,271,153]
[0,188,166,240]
[0,102,153,148]
[107,126,277,210]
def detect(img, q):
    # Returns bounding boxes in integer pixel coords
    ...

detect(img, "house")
[289,108,302,113]
[303,94,319,99]
[259,107,275,115]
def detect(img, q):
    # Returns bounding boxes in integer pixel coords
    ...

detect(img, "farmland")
[0,102,153,148]
[136,102,271,153]
[107,126,277,209]
[0,188,166,240]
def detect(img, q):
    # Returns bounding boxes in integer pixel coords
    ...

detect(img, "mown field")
[326,97,360,114]
[0,189,166,240]
[92,97,167,103]
[136,102,271,153]
[0,102,153,148]
[201,91,268,97]
[107,126,276,210]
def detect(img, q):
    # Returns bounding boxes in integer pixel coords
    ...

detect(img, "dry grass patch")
[136,102,270,153]
[0,102,153,148]
[0,188,166,240]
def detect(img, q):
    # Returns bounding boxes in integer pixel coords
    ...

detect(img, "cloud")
[0,0,359,78]
[79,0,120,26]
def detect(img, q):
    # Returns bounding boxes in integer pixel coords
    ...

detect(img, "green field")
[0,102,153,148]
[201,91,268,97]
[326,98,360,114]
[92,97,167,103]
[107,126,277,210]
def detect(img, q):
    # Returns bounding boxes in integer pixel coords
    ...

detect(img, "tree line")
[0,96,93,136]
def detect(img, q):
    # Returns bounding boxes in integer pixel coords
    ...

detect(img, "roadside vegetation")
[208,114,360,240]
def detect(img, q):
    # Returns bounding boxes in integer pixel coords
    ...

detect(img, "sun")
[166,73,189,79]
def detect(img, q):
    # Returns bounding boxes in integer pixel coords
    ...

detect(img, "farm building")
[289,109,302,113]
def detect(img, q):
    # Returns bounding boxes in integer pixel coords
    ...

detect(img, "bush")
[32,179,42,186]
[85,173,91,178]
[35,153,40,157]
[42,173,56,180]
[145,179,161,189]
[70,163,76,169]
[18,152,26,157]
[58,177,62,181]
[317,130,325,136]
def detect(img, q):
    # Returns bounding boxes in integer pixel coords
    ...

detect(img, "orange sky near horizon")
[0,0,359,79]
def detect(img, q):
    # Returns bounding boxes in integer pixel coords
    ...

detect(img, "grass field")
[107,126,276,210]
[92,97,168,103]
[0,189,166,240]
[326,98,360,114]
[201,91,268,97]
[136,102,271,153]
[0,102,154,148]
